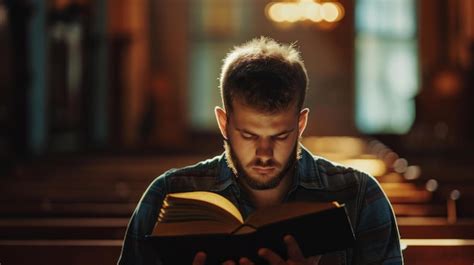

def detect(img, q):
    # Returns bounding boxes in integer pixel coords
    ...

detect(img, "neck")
[239,168,295,209]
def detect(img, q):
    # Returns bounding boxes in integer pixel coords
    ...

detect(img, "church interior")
[1,0,474,264]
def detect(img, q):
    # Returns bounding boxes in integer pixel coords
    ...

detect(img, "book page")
[161,204,237,224]
[167,191,244,224]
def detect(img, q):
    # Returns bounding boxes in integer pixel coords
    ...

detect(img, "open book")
[147,191,355,264]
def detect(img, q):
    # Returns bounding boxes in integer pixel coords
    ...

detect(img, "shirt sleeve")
[117,176,167,265]
[353,175,404,265]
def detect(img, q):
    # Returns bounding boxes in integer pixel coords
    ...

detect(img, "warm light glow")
[400,239,474,246]
[302,136,366,158]
[425,179,439,192]
[0,4,7,27]
[404,165,421,180]
[285,3,302,22]
[332,2,345,22]
[340,158,387,176]
[302,136,387,176]
[305,2,323,22]
[393,158,408,173]
[450,189,461,200]
[321,2,340,22]
[434,70,462,97]
[265,0,344,26]
[267,3,287,23]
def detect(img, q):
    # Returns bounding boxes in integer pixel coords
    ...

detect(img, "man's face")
[217,100,308,190]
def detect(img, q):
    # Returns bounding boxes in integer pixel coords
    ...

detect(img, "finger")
[307,255,322,265]
[284,235,304,261]
[192,251,206,265]
[239,257,255,265]
[222,260,236,265]
[258,248,285,265]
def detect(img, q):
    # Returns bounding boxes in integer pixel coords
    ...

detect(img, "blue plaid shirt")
[118,147,403,265]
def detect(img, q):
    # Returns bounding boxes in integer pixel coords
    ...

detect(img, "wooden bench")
[398,217,474,239]
[0,240,123,265]
[0,218,128,240]
[402,239,474,265]
[0,202,136,217]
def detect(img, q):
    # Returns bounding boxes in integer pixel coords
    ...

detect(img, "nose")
[255,138,274,164]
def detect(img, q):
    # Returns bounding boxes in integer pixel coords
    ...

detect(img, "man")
[118,37,403,265]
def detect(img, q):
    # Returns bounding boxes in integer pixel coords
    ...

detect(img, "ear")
[298,108,309,137]
[214,106,228,139]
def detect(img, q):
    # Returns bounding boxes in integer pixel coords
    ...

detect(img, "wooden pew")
[402,239,474,265]
[392,203,446,217]
[0,218,128,240]
[0,202,136,217]
[380,182,433,203]
[9,155,207,181]
[398,217,474,239]
[0,240,122,265]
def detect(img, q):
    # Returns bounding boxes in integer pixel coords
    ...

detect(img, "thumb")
[284,235,305,261]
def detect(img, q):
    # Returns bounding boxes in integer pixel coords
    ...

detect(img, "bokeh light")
[265,0,344,25]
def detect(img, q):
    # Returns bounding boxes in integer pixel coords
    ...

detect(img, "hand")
[192,235,321,265]
[258,235,321,265]
[192,251,251,265]
[220,235,321,265]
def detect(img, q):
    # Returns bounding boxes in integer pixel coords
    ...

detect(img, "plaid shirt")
[118,146,403,265]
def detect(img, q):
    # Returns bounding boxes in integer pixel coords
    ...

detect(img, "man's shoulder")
[164,154,222,177]
[149,153,232,193]
[305,152,372,190]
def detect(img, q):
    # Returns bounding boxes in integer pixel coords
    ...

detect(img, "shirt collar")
[210,153,237,192]
[296,145,325,190]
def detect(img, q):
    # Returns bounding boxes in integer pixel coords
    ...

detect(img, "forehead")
[228,101,298,133]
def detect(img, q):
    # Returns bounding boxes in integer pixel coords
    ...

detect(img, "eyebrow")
[236,128,296,137]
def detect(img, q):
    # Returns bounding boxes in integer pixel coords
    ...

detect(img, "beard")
[224,137,302,190]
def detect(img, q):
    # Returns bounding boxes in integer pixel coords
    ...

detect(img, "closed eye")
[241,132,257,140]
[273,134,290,140]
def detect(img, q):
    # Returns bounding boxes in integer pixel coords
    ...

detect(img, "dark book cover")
[147,206,355,265]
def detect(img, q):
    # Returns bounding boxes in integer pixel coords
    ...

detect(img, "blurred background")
[0,0,474,264]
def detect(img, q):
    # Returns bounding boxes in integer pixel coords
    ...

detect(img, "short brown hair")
[219,36,308,114]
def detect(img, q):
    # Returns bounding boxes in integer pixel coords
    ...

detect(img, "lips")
[252,167,275,174]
